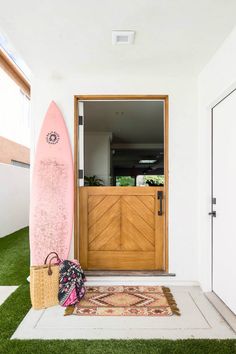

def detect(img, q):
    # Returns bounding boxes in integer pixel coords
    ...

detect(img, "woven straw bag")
[30,252,60,309]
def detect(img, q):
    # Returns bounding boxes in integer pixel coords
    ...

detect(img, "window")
[0,67,30,147]
[0,44,31,166]
[116,176,135,186]
[136,175,164,186]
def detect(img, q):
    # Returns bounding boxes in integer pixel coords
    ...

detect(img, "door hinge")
[212,197,216,204]
[79,169,84,179]
[79,115,83,125]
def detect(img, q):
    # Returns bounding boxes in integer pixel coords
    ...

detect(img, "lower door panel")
[79,187,164,270]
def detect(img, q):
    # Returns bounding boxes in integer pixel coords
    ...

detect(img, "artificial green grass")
[0,284,31,340]
[0,227,30,285]
[0,228,235,353]
[0,339,234,354]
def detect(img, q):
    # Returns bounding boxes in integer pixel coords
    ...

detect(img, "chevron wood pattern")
[79,187,164,270]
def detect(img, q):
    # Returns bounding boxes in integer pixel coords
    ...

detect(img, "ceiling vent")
[112,30,135,45]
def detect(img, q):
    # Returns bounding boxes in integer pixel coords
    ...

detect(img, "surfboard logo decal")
[46,131,60,144]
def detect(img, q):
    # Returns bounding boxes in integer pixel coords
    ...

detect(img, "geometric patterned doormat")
[65,285,180,316]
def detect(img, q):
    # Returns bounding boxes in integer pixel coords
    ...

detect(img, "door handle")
[208,211,216,217]
[157,191,163,216]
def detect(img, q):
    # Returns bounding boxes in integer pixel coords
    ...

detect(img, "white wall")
[198,25,236,291]
[0,163,30,237]
[85,132,111,186]
[30,73,199,283]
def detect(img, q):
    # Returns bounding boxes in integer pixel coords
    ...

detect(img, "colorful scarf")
[58,259,86,307]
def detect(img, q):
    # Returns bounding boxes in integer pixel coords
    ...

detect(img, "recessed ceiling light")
[139,159,157,164]
[112,30,135,45]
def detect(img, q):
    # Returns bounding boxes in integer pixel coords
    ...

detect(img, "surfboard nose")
[48,100,58,111]
[46,101,63,121]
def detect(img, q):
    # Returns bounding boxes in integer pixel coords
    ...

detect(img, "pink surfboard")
[30,101,73,265]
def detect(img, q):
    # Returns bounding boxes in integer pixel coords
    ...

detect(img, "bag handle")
[47,256,59,276]
[44,252,60,265]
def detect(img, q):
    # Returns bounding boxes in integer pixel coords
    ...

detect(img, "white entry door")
[212,89,236,314]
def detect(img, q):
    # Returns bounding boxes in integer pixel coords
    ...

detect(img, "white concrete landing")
[12,285,236,340]
[0,286,18,306]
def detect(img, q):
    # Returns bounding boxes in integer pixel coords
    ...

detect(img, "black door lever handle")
[157,191,163,216]
[208,211,216,217]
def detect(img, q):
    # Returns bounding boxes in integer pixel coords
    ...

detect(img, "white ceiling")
[84,101,164,144]
[0,1,236,77]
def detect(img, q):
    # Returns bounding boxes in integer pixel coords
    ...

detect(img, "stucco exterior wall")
[0,136,30,164]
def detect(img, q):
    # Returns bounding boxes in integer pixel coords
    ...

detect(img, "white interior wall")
[0,163,30,237]
[84,132,111,185]
[30,74,198,283]
[198,25,236,291]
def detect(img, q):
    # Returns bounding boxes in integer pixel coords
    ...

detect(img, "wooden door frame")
[74,94,169,271]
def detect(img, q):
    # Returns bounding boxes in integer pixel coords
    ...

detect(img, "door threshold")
[85,270,176,277]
